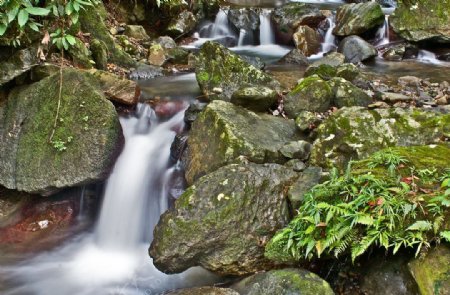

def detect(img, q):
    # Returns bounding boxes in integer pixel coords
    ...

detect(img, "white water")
[259,9,275,45]
[321,16,337,53]
[0,103,219,295]
[238,28,247,46]
[376,15,390,46]
[417,50,445,65]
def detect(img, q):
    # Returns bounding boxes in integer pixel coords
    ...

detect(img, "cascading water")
[259,9,275,45]
[0,86,219,294]
[321,16,337,53]
[376,15,390,46]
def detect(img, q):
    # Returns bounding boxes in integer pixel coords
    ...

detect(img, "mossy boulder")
[166,287,239,295]
[195,41,280,101]
[90,40,108,70]
[408,244,450,295]
[123,25,150,40]
[284,75,334,117]
[271,3,325,44]
[333,2,384,36]
[304,63,360,82]
[165,11,197,37]
[186,100,297,177]
[79,1,135,67]
[0,69,123,195]
[185,100,302,184]
[150,162,299,276]
[227,7,260,31]
[231,268,334,295]
[310,107,450,169]
[328,77,372,108]
[391,0,450,43]
[230,86,278,112]
[67,38,93,69]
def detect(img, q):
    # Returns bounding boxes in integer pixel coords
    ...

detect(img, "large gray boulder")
[150,162,299,276]
[185,100,301,184]
[195,41,280,101]
[227,8,260,31]
[338,35,378,63]
[333,2,384,36]
[310,107,450,169]
[232,268,334,295]
[0,47,39,86]
[390,0,450,43]
[166,11,197,37]
[0,69,123,195]
[166,287,239,295]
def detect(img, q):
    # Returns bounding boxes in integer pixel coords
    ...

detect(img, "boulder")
[231,268,334,295]
[166,47,190,65]
[147,36,177,66]
[0,69,123,195]
[195,41,280,101]
[361,254,419,295]
[124,25,150,40]
[271,3,325,44]
[328,77,372,108]
[293,25,322,57]
[166,287,239,295]
[390,0,450,43]
[305,63,360,82]
[0,46,39,86]
[338,35,378,63]
[90,40,108,70]
[185,100,301,184]
[279,140,312,160]
[333,2,384,36]
[284,76,334,117]
[310,107,450,169]
[67,38,93,69]
[230,86,278,112]
[87,69,139,105]
[311,52,345,67]
[287,167,322,209]
[166,11,197,37]
[278,48,310,65]
[408,245,450,295]
[79,1,135,67]
[295,111,322,133]
[228,8,260,31]
[150,162,299,276]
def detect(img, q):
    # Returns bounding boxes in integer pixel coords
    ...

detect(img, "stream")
[1,0,450,294]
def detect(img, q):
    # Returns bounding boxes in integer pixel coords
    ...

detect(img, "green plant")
[51,135,73,152]
[266,151,450,263]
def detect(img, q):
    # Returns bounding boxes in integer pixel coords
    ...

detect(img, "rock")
[0,46,39,86]
[30,63,60,82]
[398,75,421,87]
[295,111,322,132]
[166,11,197,37]
[390,0,450,43]
[166,287,239,295]
[310,107,450,169]
[279,140,312,160]
[195,41,280,101]
[148,44,167,66]
[184,101,207,125]
[380,92,413,103]
[361,254,419,295]
[124,25,150,40]
[230,86,278,112]
[284,76,333,117]
[150,162,299,276]
[287,167,322,209]
[408,245,450,295]
[231,268,334,295]
[311,52,345,67]
[0,69,123,195]
[335,63,360,81]
[166,47,190,64]
[338,35,378,63]
[304,64,337,80]
[241,55,265,70]
[271,3,326,44]
[284,159,306,172]
[382,44,406,61]
[90,40,108,70]
[328,77,372,108]
[333,2,384,36]
[278,48,310,65]
[293,25,322,56]
[0,186,31,228]
[228,8,260,31]
[79,1,135,67]
[185,100,301,184]
[116,35,139,56]
[88,69,139,105]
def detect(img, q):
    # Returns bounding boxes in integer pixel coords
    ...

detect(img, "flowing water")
[0,75,220,295]
[259,9,275,45]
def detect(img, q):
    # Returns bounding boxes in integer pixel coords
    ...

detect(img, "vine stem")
[49,45,64,143]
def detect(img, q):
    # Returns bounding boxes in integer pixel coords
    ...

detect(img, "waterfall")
[211,9,232,37]
[417,50,442,65]
[376,15,390,46]
[259,9,275,45]
[321,16,337,53]
[238,28,247,46]
[95,104,185,250]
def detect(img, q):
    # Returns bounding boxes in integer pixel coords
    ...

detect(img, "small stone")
[284,159,306,172]
[436,95,448,105]
[279,140,312,160]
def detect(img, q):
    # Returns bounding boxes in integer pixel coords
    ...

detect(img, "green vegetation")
[266,146,450,263]
[0,0,99,48]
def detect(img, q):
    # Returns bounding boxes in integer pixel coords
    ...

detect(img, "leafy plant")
[266,151,450,263]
